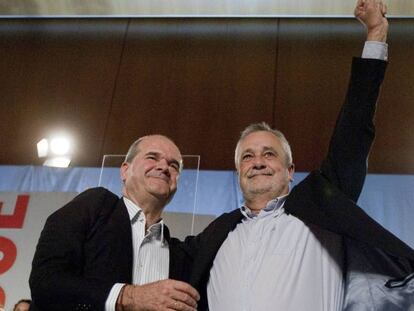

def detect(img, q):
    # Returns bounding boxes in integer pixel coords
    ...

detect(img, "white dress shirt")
[207,41,388,311]
[207,196,344,311]
[105,197,169,311]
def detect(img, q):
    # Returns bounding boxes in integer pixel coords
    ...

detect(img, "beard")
[241,175,289,202]
[245,182,274,195]
[243,181,275,201]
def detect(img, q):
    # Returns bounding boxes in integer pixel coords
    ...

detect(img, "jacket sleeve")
[29,188,118,311]
[320,57,387,202]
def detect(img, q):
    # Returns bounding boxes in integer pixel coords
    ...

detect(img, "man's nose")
[156,159,170,174]
[252,155,266,169]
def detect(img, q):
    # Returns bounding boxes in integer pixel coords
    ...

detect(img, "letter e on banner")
[0,195,30,228]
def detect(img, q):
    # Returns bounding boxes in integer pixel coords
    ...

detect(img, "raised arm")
[320,0,388,202]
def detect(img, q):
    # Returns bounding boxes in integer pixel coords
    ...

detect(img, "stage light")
[50,137,71,156]
[43,156,71,168]
[37,138,48,158]
[37,134,73,168]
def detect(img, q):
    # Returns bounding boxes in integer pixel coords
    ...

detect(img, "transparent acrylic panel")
[98,154,214,239]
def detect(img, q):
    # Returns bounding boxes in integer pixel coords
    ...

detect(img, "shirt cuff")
[105,283,125,311]
[362,41,388,61]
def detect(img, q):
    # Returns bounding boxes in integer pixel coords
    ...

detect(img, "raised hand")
[354,0,388,42]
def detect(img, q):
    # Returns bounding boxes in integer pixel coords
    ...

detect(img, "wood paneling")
[369,20,414,173]
[275,19,363,172]
[0,19,127,166]
[103,19,278,170]
[0,18,413,173]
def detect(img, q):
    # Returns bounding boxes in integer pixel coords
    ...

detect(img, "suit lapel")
[110,198,134,282]
[190,209,243,288]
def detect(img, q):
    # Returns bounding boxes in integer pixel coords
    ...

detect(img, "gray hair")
[124,135,183,172]
[234,122,293,170]
[124,137,145,164]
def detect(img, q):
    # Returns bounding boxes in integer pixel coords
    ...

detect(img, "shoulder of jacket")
[205,208,242,230]
[50,187,120,219]
[72,187,118,204]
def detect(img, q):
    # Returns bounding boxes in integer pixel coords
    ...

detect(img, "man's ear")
[288,163,295,182]
[120,162,129,182]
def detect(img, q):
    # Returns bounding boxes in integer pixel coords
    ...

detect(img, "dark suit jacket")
[29,188,191,311]
[185,58,414,310]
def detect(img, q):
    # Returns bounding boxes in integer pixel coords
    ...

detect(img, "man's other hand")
[118,279,200,311]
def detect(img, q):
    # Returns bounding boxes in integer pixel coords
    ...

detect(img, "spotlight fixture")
[37,134,72,167]
[50,137,71,156]
[36,138,48,158]
[43,156,71,168]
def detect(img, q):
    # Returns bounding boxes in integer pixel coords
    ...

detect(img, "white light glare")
[43,156,71,168]
[50,137,71,156]
[37,138,49,158]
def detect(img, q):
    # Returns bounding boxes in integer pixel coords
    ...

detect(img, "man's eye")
[147,155,156,160]
[264,152,275,158]
[242,154,252,161]
[170,164,180,171]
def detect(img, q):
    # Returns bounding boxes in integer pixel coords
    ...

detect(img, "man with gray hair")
[186,0,414,310]
[234,122,292,171]
[30,135,199,311]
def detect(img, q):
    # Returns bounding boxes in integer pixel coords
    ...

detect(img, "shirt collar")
[123,197,165,242]
[240,193,289,219]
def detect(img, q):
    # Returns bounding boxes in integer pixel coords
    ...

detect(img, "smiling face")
[120,135,182,208]
[237,131,294,204]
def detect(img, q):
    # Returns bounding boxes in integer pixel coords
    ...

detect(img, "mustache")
[147,171,170,181]
[247,169,274,178]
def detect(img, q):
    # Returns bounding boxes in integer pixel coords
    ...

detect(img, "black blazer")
[29,188,191,311]
[185,58,414,310]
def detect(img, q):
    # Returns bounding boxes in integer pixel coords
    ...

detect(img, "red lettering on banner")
[0,236,17,274]
[0,195,30,228]
[0,194,30,307]
[0,286,5,307]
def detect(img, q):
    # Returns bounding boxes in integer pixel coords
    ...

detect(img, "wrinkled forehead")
[138,135,182,160]
[238,131,283,153]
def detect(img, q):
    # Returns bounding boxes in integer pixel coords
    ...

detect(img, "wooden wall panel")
[276,19,414,174]
[103,19,278,170]
[369,20,414,173]
[275,19,363,172]
[0,19,127,166]
[0,18,413,173]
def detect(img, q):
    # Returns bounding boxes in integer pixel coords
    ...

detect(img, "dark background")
[1,18,413,173]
